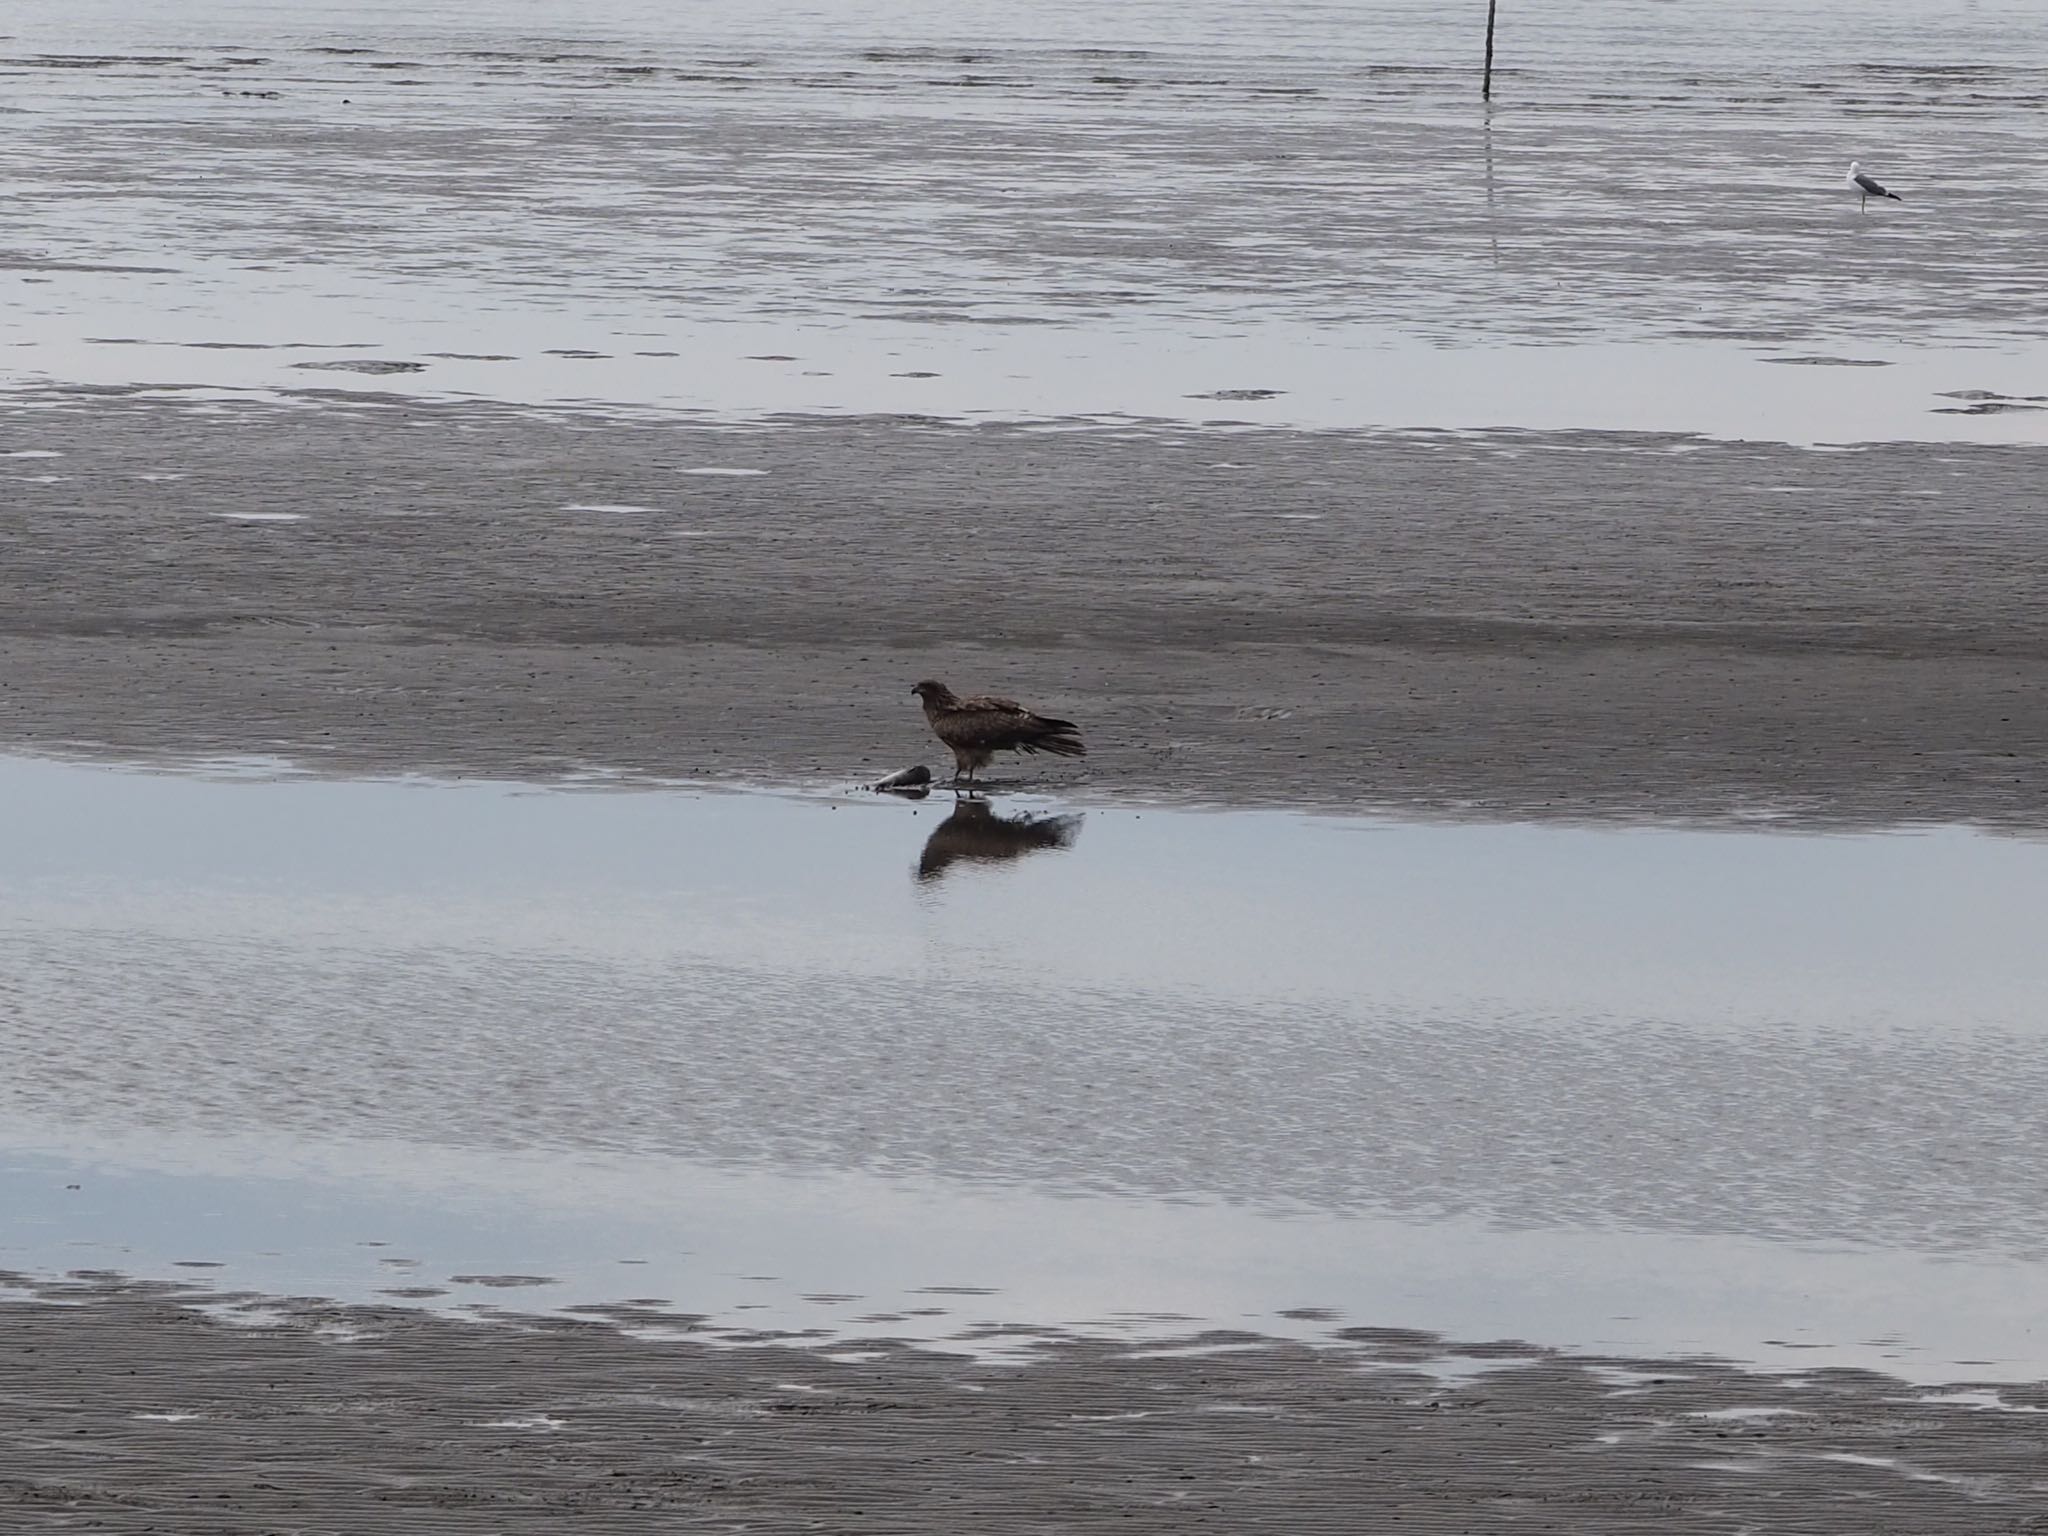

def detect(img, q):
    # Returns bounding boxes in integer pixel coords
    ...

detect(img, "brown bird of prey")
[909,680,1086,783]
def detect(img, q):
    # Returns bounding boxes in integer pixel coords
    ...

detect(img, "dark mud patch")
[0,258,179,275]
[449,1274,559,1289]
[289,359,427,376]
[1932,389,2048,415]
[12,54,189,69]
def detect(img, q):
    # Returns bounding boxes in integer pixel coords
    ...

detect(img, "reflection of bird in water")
[910,680,1085,784]
[916,799,1083,883]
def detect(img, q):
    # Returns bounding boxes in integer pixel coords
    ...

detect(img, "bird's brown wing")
[932,699,1035,749]
[931,697,1086,759]
[957,694,1029,715]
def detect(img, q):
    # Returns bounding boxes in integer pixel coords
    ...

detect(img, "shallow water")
[4,0,2047,441]
[4,755,2048,1380]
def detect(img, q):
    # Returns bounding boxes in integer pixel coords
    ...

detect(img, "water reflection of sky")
[6,753,2043,1024]
[5,754,2048,1377]
[9,1132,2045,1384]
[8,0,2048,443]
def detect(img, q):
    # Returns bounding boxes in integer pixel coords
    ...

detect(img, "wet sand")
[5,388,2047,824]
[3,1279,2045,1533]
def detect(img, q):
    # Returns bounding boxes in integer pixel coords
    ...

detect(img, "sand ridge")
[3,390,2046,826]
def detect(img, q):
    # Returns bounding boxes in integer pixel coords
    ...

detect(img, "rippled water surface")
[4,756,2047,1380]
[4,0,2047,438]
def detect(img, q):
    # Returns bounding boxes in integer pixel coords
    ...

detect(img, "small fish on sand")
[873,764,934,796]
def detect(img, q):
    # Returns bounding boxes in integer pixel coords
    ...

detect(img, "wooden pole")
[1482,0,1498,101]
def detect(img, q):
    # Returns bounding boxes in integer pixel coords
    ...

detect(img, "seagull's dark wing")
[1853,171,1890,197]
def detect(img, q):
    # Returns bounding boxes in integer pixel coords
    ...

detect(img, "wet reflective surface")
[5,0,2048,442]
[4,754,2048,1380]
[913,799,1083,882]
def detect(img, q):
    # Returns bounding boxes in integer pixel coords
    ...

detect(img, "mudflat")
[4,1280,2045,1533]
[4,387,2046,825]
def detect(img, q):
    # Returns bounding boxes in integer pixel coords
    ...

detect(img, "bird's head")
[910,679,950,703]
[1848,160,1861,174]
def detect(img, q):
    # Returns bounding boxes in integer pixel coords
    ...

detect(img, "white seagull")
[1847,160,1903,212]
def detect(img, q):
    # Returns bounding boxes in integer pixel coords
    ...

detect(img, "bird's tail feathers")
[1023,718,1087,758]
